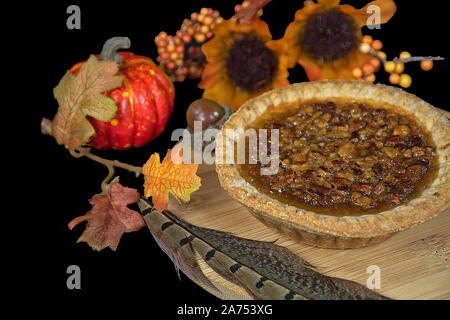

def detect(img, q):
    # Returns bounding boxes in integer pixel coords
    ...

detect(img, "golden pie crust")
[215,80,450,249]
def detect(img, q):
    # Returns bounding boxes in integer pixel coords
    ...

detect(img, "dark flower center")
[225,34,278,93]
[301,9,357,62]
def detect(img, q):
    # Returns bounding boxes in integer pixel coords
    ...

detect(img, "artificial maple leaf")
[49,55,123,150]
[142,149,202,212]
[68,178,145,251]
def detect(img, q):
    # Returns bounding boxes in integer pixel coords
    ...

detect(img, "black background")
[24,0,448,313]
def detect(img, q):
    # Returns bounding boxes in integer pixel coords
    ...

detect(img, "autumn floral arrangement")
[41,1,444,298]
[41,0,443,251]
[156,0,442,109]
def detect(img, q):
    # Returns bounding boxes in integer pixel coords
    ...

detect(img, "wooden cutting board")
[168,108,450,300]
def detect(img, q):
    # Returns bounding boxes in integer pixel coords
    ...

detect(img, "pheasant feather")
[138,198,390,300]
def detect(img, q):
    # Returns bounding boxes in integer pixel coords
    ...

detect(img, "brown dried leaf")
[68,178,144,251]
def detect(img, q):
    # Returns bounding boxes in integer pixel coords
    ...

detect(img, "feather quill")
[138,198,391,300]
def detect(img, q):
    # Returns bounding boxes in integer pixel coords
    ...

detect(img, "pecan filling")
[238,101,438,216]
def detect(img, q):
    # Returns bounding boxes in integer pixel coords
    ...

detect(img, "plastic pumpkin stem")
[99,37,131,65]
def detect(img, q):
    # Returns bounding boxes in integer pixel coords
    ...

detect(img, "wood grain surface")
[167,108,450,300]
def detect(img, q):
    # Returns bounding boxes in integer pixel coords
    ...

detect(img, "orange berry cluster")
[354,35,434,88]
[352,35,383,83]
[184,8,223,44]
[383,52,433,88]
[155,8,223,82]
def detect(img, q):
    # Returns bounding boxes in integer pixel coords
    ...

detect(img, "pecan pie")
[216,81,450,248]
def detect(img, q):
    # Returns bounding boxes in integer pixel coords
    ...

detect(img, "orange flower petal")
[294,2,321,21]
[283,20,305,68]
[201,27,229,62]
[340,4,371,27]
[198,62,224,89]
[266,38,290,79]
[317,0,341,5]
[203,78,239,109]
[298,58,322,81]
[232,87,255,109]
[248,16,272,41]
[201,40,225,63]
[213,17,272,42]
[299,48,372,81]
[360,0,396,24]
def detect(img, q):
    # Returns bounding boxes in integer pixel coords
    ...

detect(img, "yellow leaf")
[51,55,123,150]
[142,149,202,212]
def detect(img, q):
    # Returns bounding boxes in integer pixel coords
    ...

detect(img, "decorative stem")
[101,165,115,194]
[369,48,387,65]
[99,37,131,65]
[370,47,445,66]
[393,56,445,63]
[70,147,143,177]
[234,0,271,24]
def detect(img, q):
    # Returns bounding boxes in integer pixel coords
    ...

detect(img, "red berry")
[176,45,185,53]
[182,34,192,43]
[157,40,167,47]
[167,61,176,70]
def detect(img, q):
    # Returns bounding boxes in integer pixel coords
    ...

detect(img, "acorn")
[186,98,234,150]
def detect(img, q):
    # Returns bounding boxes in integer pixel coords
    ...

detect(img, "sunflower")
[283,0,396,80]
[198,17,289,110]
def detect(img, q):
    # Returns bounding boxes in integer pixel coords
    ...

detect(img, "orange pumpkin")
[70,37,175,149]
